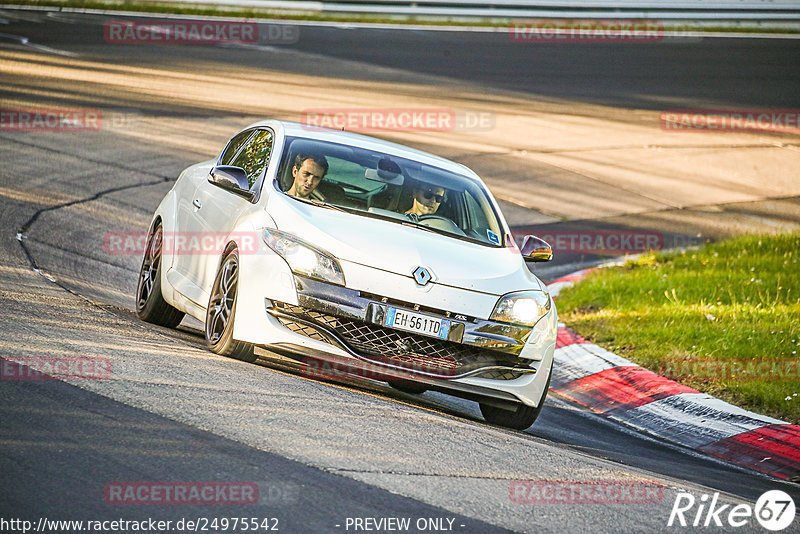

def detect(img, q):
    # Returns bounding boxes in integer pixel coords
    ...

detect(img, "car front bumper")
[259,275,556,408]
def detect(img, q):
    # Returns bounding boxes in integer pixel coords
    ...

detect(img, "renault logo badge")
[412,266,432,286]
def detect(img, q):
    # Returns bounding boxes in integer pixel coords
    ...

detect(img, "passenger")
[287,154,328,199]
[405,184,447,217]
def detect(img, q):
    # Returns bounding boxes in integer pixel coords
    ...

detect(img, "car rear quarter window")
[231,129,273,187]
[219,129,254,166]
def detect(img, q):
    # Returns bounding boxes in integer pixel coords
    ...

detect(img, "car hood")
[267,196,545,296]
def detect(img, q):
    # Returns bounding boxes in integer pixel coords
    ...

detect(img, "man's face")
[291,159,325,198]
[412,187,446,215]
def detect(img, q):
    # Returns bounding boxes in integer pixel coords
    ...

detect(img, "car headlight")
[262,229,345,286]
[490,290,551,327]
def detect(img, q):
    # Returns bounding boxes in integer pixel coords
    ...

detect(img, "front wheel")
[205,248,256,362]
[480,372,551,430]
[136,222,185,328]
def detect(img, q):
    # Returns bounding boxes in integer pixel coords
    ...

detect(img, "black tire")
[205,248,256,362]
[480,371,551,430]
[387,380,428,395]
[136,222,185,328]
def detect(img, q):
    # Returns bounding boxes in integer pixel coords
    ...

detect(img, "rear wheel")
[480,371,551,430]
[136,222,184,328]
[205,248,256,362]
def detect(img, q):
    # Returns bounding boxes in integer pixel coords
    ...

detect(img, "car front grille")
[470,368,526,380]
[273,303,531,379]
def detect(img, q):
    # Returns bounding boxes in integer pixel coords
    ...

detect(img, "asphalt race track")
[1,10,799,533]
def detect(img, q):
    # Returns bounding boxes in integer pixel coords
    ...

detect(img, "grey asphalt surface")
[1,9,799,533]
[288,26,800,112]
[0,356,509,533]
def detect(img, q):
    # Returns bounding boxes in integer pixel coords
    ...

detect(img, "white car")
[136,120,557,430]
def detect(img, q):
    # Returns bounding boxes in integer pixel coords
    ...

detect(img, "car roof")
[243,119,480,181]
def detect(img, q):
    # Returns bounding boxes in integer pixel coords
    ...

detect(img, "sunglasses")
[421,190,446,203]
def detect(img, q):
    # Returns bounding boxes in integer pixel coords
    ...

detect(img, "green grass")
[555,232,800,424]
[4,0,800,33]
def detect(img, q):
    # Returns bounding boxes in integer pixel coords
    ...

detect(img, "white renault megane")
[136,120,557,429]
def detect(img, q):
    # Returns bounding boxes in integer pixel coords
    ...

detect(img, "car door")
[183,128,274,304]
[171,129,254,288]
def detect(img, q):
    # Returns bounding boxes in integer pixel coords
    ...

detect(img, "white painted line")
[0,31,78,56]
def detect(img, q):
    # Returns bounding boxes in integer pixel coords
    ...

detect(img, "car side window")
[230,129,274,188]
[219,130,254,166]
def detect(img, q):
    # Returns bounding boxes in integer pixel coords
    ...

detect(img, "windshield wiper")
[399,219,441,235]
[400,217,497,246]
[309,198,345,211]
[294,196,352,214]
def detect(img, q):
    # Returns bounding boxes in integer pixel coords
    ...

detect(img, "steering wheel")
[418,214,452,223]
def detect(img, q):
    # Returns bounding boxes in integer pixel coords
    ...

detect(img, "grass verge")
[555,231,800,424]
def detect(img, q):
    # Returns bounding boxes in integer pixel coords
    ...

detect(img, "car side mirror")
[521,235,553,262]
[208,165,255,201]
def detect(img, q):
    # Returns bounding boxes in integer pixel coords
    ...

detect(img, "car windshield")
[276,136,506,247]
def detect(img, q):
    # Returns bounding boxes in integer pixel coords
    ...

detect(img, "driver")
[287,154,328,199]
[405,185,446,217]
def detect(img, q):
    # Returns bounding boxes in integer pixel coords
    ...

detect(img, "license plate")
[384,307,450,340]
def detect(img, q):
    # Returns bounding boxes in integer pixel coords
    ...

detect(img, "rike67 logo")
[668,490,796,531]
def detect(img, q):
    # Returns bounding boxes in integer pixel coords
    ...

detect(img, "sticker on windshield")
[487,230,500,245]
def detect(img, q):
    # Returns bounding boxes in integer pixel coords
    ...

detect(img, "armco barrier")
[160,0,800,24]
